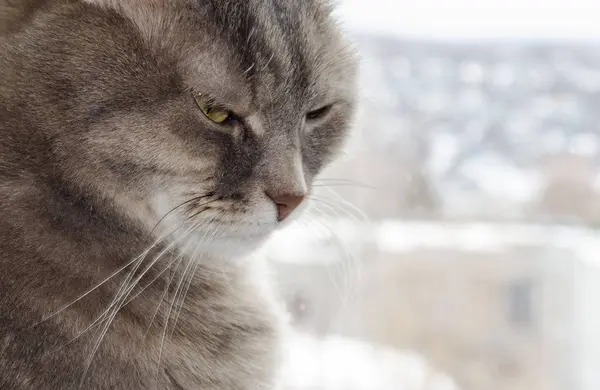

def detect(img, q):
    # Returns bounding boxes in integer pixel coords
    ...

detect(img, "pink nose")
[267,193,305,221]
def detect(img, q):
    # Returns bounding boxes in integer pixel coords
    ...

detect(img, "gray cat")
[0,0,357,389]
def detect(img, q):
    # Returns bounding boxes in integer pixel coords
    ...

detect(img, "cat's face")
[51,0,357,257]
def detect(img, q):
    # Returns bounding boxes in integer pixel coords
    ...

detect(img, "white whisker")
[78,222,200,388]
[140,234,198,339]
[32,227,180,329]
[169,216,226,337]
[299,205,362,322]
[320,185,369,222]
[155,215,223,378]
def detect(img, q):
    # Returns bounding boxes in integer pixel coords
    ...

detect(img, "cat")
[0,0,357,389]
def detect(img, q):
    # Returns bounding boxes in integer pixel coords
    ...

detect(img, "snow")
[266,218,600,269]
[279,331,459,390]
[458,153,542,203]
[376,221,600,269]
[428,132,460,178]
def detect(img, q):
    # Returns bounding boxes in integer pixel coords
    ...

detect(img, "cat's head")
[6,0,357,257]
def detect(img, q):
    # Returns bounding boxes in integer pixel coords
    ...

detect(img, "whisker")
[308,196,363,224]
[31,259,136,329]
[314,177,374,187]
[37,196,214,337]
[111,221,201,313]
[164,241,204,340]
[242,62,255,76]
[141,258,184,340]
[154,253,191,379]
[320,185,369,222]
[184,200,221,222]
[139,234,198,339]
[261,52,275,72]
[156,215,224,377]
[125,250,185,309]
[169,216,225,338]
[310,183,376,191]
[151,195,216,234]
[31,226,182,330]
[78,221,200,387]
[44,249,186,358]
[298,208,361,320]
[298,210,348,308]
[308,197,365,288]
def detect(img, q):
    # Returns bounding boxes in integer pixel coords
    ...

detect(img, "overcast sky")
[336,0,600,41]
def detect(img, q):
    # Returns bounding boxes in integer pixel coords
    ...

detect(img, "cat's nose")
[266,192,305,222]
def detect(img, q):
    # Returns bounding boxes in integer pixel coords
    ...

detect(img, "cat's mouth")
[183,197,311,258]
[148,184,310,260]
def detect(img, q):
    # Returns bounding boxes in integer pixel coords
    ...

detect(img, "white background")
[337,0,600,41]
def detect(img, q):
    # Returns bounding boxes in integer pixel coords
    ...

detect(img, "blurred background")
[267,1,600,389]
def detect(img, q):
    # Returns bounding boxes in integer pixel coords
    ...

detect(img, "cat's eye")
[306,104,333,121]
[194,95,231,124]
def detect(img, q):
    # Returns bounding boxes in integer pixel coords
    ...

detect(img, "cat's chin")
[148,193,309,263]
[175,222,277,263]
[198,238,269,263]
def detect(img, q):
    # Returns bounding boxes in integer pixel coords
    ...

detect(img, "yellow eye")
[194,95,231,124]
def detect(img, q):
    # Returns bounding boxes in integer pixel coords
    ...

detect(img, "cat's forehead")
[182,0,354,111]
[93,0,355,113]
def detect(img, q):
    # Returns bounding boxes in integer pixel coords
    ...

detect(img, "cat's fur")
[0,0,357,389]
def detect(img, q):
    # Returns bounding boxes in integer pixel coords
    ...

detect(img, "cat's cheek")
[303,125,350,175]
